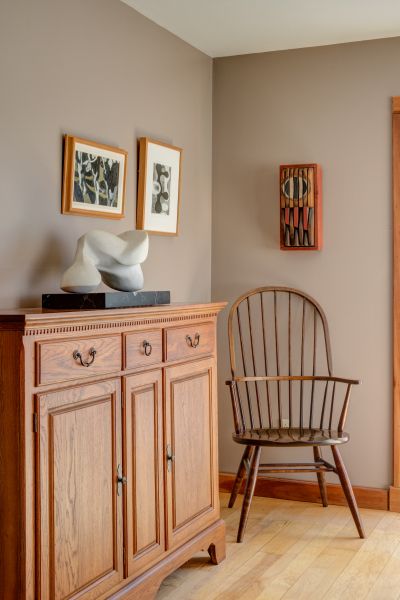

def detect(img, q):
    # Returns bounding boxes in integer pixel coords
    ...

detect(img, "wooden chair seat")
[233,427,349,446]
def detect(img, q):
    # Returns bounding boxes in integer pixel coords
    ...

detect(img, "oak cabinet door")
[36,379,123,600]
[123,370,165,577]
[165,358,219,549]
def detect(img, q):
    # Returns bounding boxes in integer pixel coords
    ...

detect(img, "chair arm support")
[225,380,244,433]
[228,375,361,386]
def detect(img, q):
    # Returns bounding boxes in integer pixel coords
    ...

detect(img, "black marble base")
[42,291,171,310]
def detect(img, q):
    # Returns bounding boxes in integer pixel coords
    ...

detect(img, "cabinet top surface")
[0,301,227,330]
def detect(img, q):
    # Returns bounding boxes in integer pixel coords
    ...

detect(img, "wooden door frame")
[391,97,400,511]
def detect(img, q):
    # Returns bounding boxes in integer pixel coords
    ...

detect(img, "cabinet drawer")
[36,335,122,385]
[124,329,162,369]
[165,322,215,362]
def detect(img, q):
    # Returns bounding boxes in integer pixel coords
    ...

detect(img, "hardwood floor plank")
[185,505,343,599]
[250,508,351,599]
[158,496,294,600]
[281,547,355,600]
[322,513,400,600]
[366,542,400,600]
[156,493,400,600]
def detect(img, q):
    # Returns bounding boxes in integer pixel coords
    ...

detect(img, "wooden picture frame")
[136,137,182,236]
[280,163,322,250]
[62,135,127,219]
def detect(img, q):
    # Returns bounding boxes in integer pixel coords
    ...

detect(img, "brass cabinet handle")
[117,464,127,496]
[166,444,175,472]
[186,333,200,348]
[72,347,96,367]
[143,340,152,356]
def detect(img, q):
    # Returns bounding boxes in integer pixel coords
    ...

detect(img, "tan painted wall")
[212,38,397,488]
[0,1,395,488]
[0,0,212,307]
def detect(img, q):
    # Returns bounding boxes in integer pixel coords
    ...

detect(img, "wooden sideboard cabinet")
[0,302,226,600]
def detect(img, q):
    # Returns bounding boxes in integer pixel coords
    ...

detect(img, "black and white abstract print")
[152,162,171,215]
[74,151,120,207]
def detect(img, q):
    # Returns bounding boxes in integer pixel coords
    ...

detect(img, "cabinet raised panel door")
[36,379,123,600]
[123,369,165,577]
[164,358,219,549]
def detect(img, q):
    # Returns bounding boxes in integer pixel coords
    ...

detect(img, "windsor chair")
[226,286,365,542]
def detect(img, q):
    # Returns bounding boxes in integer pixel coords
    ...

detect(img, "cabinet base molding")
[108,519,226,600]
[220,473,389,511]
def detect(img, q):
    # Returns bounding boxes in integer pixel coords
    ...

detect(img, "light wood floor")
[157,492,400,600]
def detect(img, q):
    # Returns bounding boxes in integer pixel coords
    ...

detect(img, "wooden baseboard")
[219,472,389,511]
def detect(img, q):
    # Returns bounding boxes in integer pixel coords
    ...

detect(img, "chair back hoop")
[227,287,351,433]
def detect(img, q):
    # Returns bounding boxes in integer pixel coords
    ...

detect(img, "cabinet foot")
[208,541,226,565]
[207,522,226,565]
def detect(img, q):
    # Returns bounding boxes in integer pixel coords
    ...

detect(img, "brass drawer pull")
[72,347,96,367]
[186,333,200,348]
[143,340,152,356]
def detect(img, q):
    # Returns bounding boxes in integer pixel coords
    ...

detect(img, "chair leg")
[228,445,253,508]
[331,445,365,538]
[313,446,328,507]
[237,446,261,543]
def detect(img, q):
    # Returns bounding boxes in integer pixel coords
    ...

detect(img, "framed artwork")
[62,135,127,219]
[136,137,182,235]
[280,163,322,250]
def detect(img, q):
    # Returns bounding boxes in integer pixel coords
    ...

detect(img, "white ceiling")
[122,0,400,57]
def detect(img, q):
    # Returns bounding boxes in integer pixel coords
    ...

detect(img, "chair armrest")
[229,375,361,385]
[226,375,359,433]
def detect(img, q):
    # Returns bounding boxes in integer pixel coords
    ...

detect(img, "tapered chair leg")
[331,445,365,538]
[229,445,254,508]
[237,446,261,543]
[313,446,328,507]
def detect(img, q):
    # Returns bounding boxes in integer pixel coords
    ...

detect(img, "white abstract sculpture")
[61,230,149,293]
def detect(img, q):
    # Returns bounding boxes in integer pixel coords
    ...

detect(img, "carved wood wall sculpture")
[280,164,322,250]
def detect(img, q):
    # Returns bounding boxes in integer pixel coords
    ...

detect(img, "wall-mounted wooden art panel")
[280,164,322,250]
